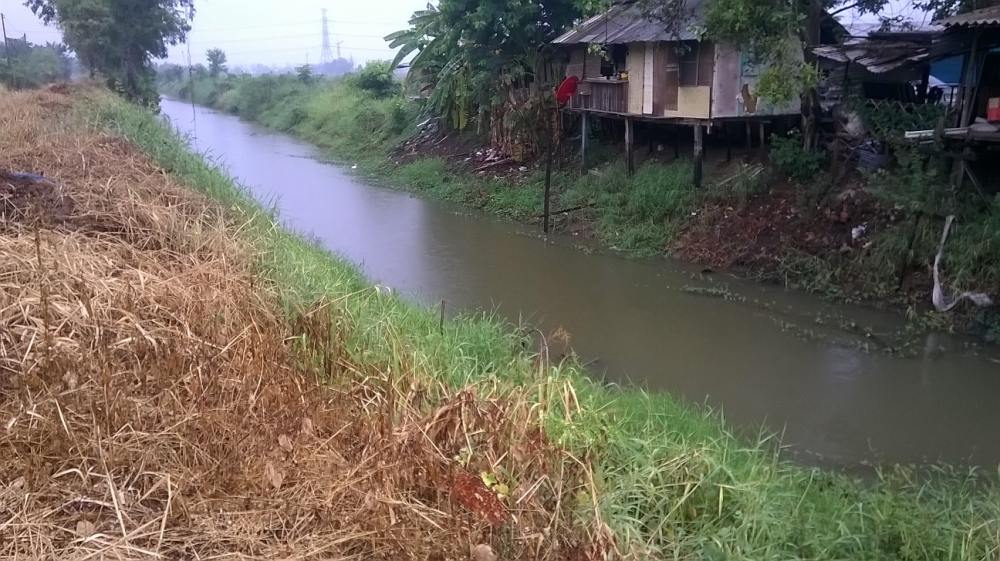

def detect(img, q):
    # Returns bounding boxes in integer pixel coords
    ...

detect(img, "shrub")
[769,130,826,183]
[347,61,400,99]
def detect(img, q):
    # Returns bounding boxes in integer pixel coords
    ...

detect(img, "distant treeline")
[0,38,74,89]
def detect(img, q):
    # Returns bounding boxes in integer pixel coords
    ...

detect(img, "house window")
[678,42,699,86]
[677,41,715,87]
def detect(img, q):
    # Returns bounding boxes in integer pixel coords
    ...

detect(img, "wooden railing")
[570,79,628,113]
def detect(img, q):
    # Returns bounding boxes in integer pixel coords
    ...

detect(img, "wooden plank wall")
[627,43,645,114]
[711,43,740,117]
[651,43,668,114]
[566,47,585,79]
[584,50,602,79]
[642,42,655,114]
[664,44,679,111]
[697,41,716,87]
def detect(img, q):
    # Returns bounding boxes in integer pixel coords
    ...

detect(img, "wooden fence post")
[693,124,704,188]
[625,117,635,177]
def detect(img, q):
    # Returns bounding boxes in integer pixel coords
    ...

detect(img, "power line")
[218,43,395,56]
[189,32,324,44]
[190,17,402,33]
[188,30,388,42]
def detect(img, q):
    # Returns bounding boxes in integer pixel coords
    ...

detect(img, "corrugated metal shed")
[552,0,705,44]
[937,5,1000,28]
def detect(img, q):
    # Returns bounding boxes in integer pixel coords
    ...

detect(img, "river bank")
[159,73,1000,342]
[4,85,1000,559]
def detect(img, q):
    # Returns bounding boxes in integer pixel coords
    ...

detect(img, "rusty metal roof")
[937,5,1000,28]
[552,0,705,44]
[813,40,933,74]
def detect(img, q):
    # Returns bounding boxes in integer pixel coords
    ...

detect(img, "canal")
[162,98,1000,469]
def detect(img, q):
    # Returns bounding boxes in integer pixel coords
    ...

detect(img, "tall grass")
[82,88,1000,560]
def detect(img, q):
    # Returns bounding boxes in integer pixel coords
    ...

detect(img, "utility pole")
[336,41,342,60]
[320,8,333,65]
[1,13,11,68]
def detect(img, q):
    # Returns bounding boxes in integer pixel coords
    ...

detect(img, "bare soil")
[674,184,900,271]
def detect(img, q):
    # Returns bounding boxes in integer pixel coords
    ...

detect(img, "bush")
[347,61,400,99]
[769,130,825,183]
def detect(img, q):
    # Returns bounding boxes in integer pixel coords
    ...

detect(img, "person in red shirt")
[555,76,580,106]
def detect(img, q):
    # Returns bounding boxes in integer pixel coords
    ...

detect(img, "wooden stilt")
[673,127,680,159]
[693,124,704,188]
[544,125,554,234]
[758,121,767,158]
[625,117,635,177]
[745,120,753,151]
[725,123,733,162]
[580,112,589,171]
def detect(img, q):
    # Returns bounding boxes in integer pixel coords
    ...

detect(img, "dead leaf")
[264,462,284,490]
[278,434,293,453]
[75,520,95,538]
[300,417,313,436]
[471,544,497,561]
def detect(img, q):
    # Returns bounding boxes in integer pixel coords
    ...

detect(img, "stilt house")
[552,0,805,183]
[552,0,802,123]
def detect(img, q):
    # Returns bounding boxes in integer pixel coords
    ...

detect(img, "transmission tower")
[320,8,334,64]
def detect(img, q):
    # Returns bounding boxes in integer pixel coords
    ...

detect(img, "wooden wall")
[711,41,801,118]
[627,43,645,114]
[712,43,741,117]
[563,39,801,120]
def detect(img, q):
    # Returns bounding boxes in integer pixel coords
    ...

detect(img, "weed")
[770,129,826,183]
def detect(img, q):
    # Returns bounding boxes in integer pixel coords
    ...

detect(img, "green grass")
[86,87,1000,560]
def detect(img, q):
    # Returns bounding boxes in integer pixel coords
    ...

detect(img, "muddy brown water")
[162,98,1000,470]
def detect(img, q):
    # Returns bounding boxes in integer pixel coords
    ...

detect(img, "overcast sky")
[1,0,932,69]
[1,0,427,68]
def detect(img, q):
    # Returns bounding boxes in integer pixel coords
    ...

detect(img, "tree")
[0,38,72,88]
[206,48,227,77]
[25,0,194,106]
[295,63,313,84]
[386,0,580,131]
[347,61,399,98]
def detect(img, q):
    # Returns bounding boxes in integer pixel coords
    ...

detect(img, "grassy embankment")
[1,86,996,558]
[161,72,1000,340]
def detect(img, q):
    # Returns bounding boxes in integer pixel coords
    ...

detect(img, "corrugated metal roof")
[814,40,931,73]
[552,0,705,44]
[937,5,1000,28]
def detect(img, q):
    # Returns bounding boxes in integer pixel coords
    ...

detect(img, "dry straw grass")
[0,89,600,560]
